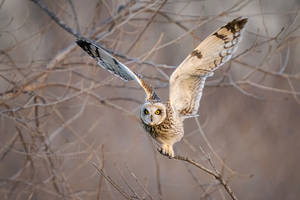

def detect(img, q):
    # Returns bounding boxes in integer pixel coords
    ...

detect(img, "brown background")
[0,0,300,199]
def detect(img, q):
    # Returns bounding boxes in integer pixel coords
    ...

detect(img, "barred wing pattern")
[169,17,248,116]
[76,39,159,101]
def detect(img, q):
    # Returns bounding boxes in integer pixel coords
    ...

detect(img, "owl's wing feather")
[76,39,160,102]
[169,17,248,117]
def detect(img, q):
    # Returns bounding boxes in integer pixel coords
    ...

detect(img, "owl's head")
[140,102,167,126]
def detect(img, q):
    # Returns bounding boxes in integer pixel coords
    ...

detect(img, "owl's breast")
[140,112,184,144]
[141,121,157,138]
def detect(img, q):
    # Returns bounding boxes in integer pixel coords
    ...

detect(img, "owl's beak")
[147,115,155,125]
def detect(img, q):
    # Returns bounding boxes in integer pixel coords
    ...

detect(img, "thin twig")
[29,0,81,38]
[174,155,237,200]
[91,162,132,200]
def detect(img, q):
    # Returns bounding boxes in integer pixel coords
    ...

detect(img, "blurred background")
[0,0,300,199]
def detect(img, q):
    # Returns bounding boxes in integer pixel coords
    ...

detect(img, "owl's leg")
[158,144,174,158]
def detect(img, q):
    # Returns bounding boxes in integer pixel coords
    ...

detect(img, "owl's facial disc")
[140,102,166,126]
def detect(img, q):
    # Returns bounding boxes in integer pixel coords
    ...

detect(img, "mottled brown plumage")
[76,17,248,158]
[141,101,183,157]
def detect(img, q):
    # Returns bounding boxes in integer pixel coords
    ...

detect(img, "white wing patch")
[77,39,135,81]
[169,17,248,116]
[77,39,160,101]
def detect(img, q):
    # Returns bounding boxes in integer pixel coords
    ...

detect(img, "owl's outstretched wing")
[76,39,160,102]
[169,17,248,117]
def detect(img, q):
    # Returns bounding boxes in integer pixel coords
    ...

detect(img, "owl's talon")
[158,144,174,158]
[158,148,162,154]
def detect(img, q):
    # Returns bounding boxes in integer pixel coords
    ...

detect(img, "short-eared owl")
[77,17,248,158]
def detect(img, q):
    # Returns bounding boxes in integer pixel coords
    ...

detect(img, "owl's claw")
[158,144,174,159]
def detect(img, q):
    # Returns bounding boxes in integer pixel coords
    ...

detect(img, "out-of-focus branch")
[66,0,80,34]
[29,0,82,38]
[91,162,132,200]
[126,0,167,54]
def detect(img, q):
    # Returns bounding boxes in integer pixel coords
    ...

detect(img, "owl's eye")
[144,109,149,115]
[155,109,161,115]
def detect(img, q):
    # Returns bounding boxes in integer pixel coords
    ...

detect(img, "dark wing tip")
[76,39,90,49]
[224,17,248,33]
[235,17,248,29]
[76,39,98,58]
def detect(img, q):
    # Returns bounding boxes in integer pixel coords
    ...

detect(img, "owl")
[77,17,248,158]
